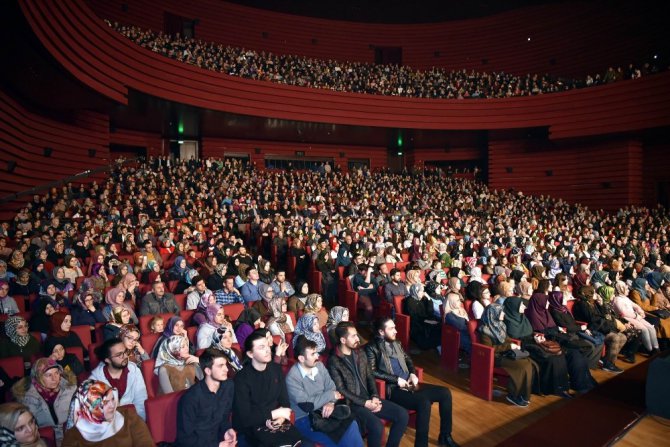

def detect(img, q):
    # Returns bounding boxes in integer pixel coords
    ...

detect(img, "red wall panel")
[406,147,484,168]
[488,137,644,210]
[110,129,164,157]
[642,141,670,208]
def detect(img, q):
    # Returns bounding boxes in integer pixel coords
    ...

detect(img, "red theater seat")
[145,390,186,444]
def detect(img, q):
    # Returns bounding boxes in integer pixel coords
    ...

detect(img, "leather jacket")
[364,336,416,399]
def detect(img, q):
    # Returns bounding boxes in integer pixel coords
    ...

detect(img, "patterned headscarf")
[292,314,326,353]
[155,335,187,369]
[31,358,63,405]
[66,380,123,442]
[478,303,507,345]
[326,306,348,331]
[111,306,129,324]
[205,303,222,328]
[304,294,322,314]
[4,316,30,347]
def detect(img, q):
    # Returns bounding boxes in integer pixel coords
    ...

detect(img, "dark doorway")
[658,182,670,209]
[375,47,402,65]
[164,12,197,38]
[109,144,146,159]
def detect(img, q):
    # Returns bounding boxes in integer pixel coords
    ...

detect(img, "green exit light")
[178,122,184,134]
[397,135,403,147]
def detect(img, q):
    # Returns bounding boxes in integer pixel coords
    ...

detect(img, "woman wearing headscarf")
[62,379,153,446]
[303,293,328,328]
[44,312,85,354]
[8,251,25,276]
[233,308,264,350]
[287,280,309,313]
[29,298,58,340]
[290,238,309,283]
[468,266,486,286]
[478,303,538,407]
[0,402,48,447]
[1,316,40,365]
[547,291,602,369]
[70,289,106,329]
[168,256,188,281]
[101,288,138,326]
[629,277,670,339]
[118,325,149,368]
[613,281,660,354]
[214,328,244,375]
[38,281,68,313]
[191,291,217,326]
[406,283,442,350]
[251,282,274,321]
[196,304,230,350]
[524,292,596,393]
[118,273,140,308]
[51,267,74,297]
[11,358,77,444]
[443,292,471,354]
[502,296,571,397]
[155,335,203,395]
[9,269,34,297]
[326,306,349,347]
[591,271,610,289]
[573,286,633,367]
[572,272,591,296]
[102,306,131,341]
[47,343,85,381]
[622,267,637,287]
[205,263,226,292]
[62,256,84,285]
[150,316,195,359]
[86,263,108,296]
[292,313,327,354]
[266,296,294,343]
[0,260,16,283]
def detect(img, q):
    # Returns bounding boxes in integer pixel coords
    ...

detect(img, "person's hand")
[409,373,419,386]
[397,377,408,388]
[271,407,292,421]
[185,355,199,365]
[321,402,335,418]
[510,342,521,350]
[424,319,438,325]
[334,391,344,400]
[580,324,588,331]
[136,344,145,355]
[585,329,592,336]
[364,400,377,411]
[219,428,237,447]
[276,340,288,357]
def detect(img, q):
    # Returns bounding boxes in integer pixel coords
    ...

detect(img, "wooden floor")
[613,415,670,446]
[353,329,653,447]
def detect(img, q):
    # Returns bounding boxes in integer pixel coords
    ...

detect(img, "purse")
[537,340,562,356]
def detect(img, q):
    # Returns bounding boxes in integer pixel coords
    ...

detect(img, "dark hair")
[245,266,256,276]
[199,348,226,372]
[244,330,267,356]
[191,275,204,285]
[373,316,393,335]
[390,268,400,276]
[95,337,124,361]
[334,321,355,344]
[275,269,286,275]
[294,335,317,359]
[538,279,551,294]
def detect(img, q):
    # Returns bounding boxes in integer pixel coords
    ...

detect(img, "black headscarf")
[502,296,533,339]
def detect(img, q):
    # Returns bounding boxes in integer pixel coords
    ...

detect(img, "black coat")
[327,347,379,407]
[364,337,416,399]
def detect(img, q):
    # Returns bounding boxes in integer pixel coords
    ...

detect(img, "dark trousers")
[389,384,453,447]
[351,399,408,447]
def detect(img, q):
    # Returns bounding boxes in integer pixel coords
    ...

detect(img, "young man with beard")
[176,349,237,447]
[365,317,459,447]
[233,331,303,446]
[327,322,408,447]
[90,338,148,420]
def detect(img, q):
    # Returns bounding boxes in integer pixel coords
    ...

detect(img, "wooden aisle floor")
[356,334,653,447]
[612,414,670,446]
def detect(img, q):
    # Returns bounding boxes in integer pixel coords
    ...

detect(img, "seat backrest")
[145,390,186,443]
[12,295,27,312]
[139,313,174,335]
[224,303,244,321]
[0,356,24,379]
[180,310,195,327]
[186,326,197,344]
[393,296,405,316]
[88,343,102,370]
[174,294,186,310]
[467,319,479,344]
[38,426,56,447]
[140,333,161,356]
[70,325,92,348]
[566,300,575,315]
[141,358,159,398]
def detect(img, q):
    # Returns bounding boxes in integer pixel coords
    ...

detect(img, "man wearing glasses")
[90,337,148,420]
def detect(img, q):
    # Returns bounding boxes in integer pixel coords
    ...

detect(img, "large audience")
[107,20,663,100]
[1,156,669,446]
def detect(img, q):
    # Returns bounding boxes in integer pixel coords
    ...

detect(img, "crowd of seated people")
[0,155,669,444]
[107,20,665,100]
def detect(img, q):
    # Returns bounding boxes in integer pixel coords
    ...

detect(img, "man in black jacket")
[327,321,408,447]
[365,317,459,447]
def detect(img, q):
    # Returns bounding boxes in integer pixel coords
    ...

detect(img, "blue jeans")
[295,416,364,447]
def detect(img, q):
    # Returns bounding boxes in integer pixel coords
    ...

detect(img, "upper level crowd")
[108,20,664,100]
[1,157,669,446]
